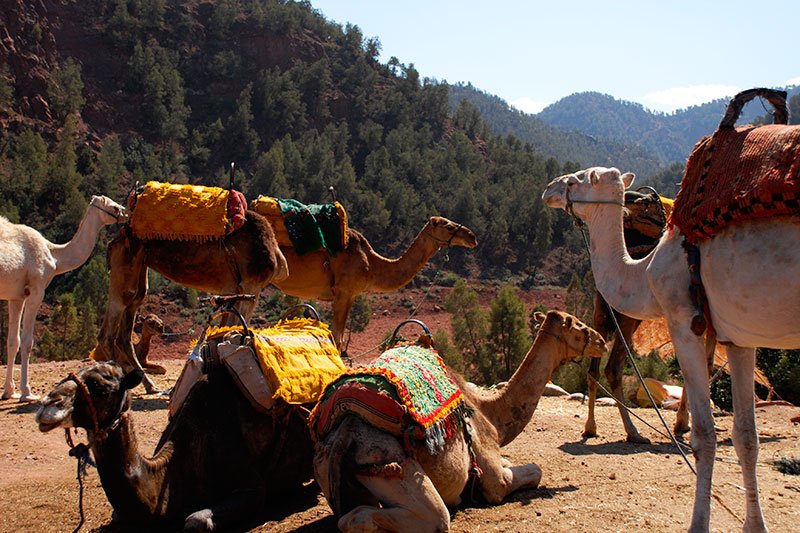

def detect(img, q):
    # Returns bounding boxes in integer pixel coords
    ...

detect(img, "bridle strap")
[89,199,125,222]
[564,185,625,225]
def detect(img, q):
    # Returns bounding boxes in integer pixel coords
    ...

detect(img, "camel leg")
[2,300,24,399]
[726,345,766,533]
[16,290,44,402]
[608,316,649,444]
[332,294,355,351]
[669,323,715,533]
[675,333,715,435]
[338,460,450,533]
[583,357,600,438]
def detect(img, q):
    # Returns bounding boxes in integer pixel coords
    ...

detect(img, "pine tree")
[488,285,531,381]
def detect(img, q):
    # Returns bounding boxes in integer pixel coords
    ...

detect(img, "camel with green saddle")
[312,310,606,532]
[262,208,478,348]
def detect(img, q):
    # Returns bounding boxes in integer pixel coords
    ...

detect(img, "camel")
[542,166,800,532]
[36,359,315,531]
[313,310,607,531]
[274,216,477,348]
[1,195,127,402]
[92,210,288,393]
[133,313,167,375]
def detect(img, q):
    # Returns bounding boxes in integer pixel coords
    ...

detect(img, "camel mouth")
[35,405,72,433]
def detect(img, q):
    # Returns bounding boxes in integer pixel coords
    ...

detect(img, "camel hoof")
[2,390,21,401]
[673,424,690,436]
[626,433,651,445]
[18,393,41,403]
[581,430,598,439]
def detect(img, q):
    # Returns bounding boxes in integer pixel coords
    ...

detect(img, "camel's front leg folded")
[338,459,450,533]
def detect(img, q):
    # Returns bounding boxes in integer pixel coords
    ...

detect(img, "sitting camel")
[36,358,315,531]
[543,165,800,532]
[1,195,127,401]
[92,210,288,393]
[274,216,477,348]
[313,310,606,531]
[133,313,167,375]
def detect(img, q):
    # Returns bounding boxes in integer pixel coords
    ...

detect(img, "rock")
[567,392,585,401]
[595,397,617,406]
[544,382,569,396]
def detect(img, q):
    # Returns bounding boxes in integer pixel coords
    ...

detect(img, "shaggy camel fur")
[92,211,287,393]
[36,359,314,531]
[314,310,606,532]
[543,166,800,532]
[275,216,476,348]
[1,196,127,401]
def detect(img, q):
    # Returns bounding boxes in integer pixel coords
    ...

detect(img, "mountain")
[537,88,800,164]
[448,83,664,177]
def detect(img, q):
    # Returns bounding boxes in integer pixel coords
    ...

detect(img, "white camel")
[542,166,800,532]
[1,195,127,401]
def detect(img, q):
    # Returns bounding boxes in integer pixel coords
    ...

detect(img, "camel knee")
[184,508,214,532]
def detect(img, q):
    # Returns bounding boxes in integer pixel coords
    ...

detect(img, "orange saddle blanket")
[671,124,800,243]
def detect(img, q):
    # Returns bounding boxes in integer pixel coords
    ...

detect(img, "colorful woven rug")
[310,342,471,454]
[251,196,348,255]
[129,181,246,242]
[671,124,800,243]
[204,318,345,405]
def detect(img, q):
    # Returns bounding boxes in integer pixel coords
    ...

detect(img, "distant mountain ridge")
[451,83,800,176]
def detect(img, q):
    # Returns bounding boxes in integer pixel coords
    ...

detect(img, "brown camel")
[93,211,288,393]
[133,314,166,375]
[36,359,314,531]
[313,310,607,531]
[274,216,477,348]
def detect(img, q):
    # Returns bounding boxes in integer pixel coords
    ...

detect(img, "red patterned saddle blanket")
[671,124,800,243]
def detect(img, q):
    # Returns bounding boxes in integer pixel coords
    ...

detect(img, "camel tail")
[328,417,358,517]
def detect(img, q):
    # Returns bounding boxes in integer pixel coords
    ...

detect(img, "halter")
[429,222,465,247]
[564,183,625,227]
[89,197,126,222]
[532,321,595,359]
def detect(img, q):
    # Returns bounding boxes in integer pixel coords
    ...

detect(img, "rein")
[62,371,129,533]
[564,185,625,224]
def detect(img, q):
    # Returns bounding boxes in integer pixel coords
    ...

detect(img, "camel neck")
[91,413,165,517]
[583,203,660,320]
[49,206,107,275]
[365,224,441,291]
[473,331,563,447]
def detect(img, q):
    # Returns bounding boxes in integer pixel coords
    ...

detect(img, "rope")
[571,215,745,525]
[571,221,696,474]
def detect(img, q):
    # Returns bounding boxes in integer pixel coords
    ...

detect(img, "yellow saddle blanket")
[130,181,234,242]
[206,318,346,405]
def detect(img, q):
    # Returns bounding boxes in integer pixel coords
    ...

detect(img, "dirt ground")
[2,289,800,532]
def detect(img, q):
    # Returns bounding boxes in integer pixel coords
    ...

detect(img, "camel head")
[89,195,129,224]
[36,361,143,434]
[541,167,635,220]
[532,310,608,362]
[134,313,165,335]
[425,216,478,248]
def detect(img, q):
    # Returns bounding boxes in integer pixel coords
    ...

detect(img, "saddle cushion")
[310,342,472,454]
[671,124,800,243]
[205,318,346,405]
[129,181,247,242]
[250,195,348,255]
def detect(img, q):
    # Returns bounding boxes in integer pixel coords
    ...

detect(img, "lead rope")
[570,213,744,525]
[570,215,696,474]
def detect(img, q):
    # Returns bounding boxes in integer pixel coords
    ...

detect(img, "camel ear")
[588,168,600,186]
[121,370,144,391]
[533,312,546,328]
[620,172,635,189]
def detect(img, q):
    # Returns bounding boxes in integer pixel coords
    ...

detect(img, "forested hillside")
[1,0,593,360]
[448,83,664,178]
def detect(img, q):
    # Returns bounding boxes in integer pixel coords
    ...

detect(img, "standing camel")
[1,195,127,401]
[312,311,607,531]
[92,210,288,394]
[274,216,477,348]
[543,165,800,532]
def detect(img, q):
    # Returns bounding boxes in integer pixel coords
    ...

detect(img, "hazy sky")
[309,0,800,114]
